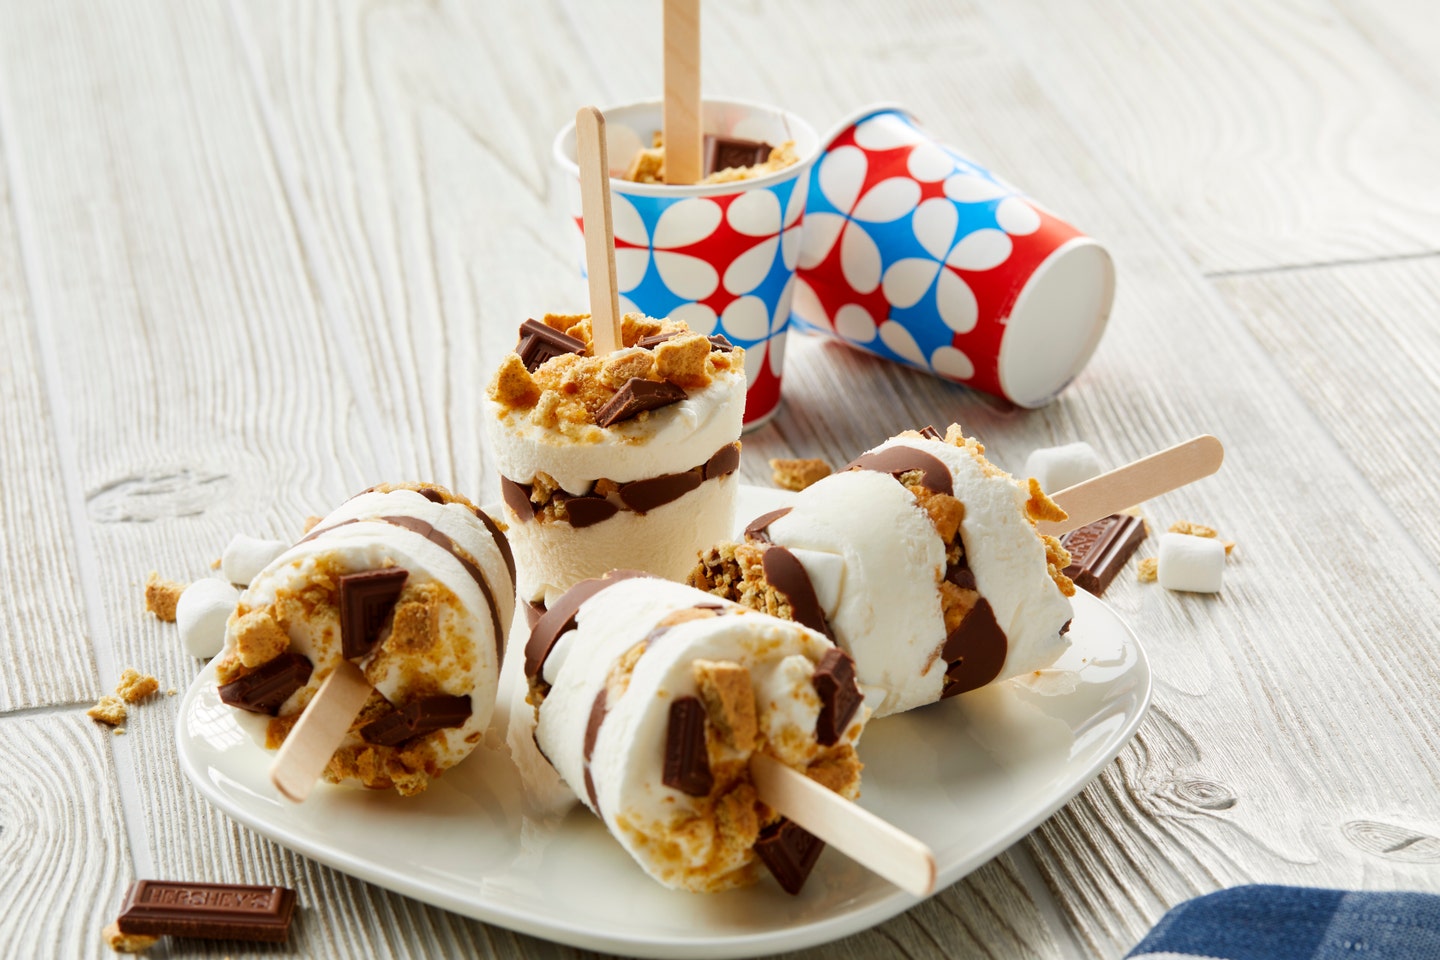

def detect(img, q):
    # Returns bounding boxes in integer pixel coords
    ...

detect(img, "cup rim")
[813,102,919,153]
[552,96,820,198]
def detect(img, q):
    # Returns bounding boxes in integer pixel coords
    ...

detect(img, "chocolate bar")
[515,318,585,372]
[754,818,824,895]
[338,568,408,659]
[116,880,297,942]
[811,649,862,746]
[594,377,687,427]
[1060,513,1148,596]
[662,696,714,796]
[703,134,773,175]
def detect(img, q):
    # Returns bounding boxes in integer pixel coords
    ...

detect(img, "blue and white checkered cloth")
[1128,886,1440,959]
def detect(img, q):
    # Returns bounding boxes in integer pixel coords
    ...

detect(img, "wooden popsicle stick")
[749,753,936,897]
[662,0,703,185]
[269,660,372,803]
[1038,434,1225,537]
[575,106,623,356]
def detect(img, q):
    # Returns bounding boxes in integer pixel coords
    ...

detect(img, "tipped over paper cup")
[554,98,820,428]
[791,105,1115,407]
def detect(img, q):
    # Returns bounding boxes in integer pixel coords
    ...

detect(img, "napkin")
[1127,885,1440,959]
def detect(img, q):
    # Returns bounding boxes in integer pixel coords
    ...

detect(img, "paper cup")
[553,99,820,428]
[791,105,1115,407]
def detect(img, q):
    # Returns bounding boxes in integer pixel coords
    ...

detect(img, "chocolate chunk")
[500,476,535,521]
[595,377,687,428]
[940,598,1008,698]
[945,562,977,591]
[762,546,834,640]
[218,654,312,716]
[338,568,409,660]
[844,447,954,496]
[635,332,680,350]
[917,425,943,440]
[707,334,736,352]
[523,599,546,629]
[704,442,741,480]
[471,506,516,586]
[516,318,585,372]
[619,470,702,513]
[1060,513,1148,596]
[524,571,652,682]
[360,694,472,747]
[583,688,609,812]
[662,696,713,796]
[563,495,620,528]
[116,880,297,943]
[754,818,824,895]
[356,708,412,747]
[703,133,773,175]
[744,507,793,544]
[811,649,862,746]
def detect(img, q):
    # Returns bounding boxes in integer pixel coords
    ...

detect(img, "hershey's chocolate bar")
[754,818,824,895]
[116,880,297,942]
[1060,513,1148,596]
[703,134,773,175]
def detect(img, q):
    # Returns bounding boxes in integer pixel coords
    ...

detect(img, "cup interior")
[553,98,820,196]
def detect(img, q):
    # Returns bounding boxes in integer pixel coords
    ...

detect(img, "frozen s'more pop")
[485,312,744,603]
[691,425,1076,718]
[214,483,515,796]
[525,573,869,894]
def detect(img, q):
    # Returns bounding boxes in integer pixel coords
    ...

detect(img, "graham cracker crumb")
[1223,540,1236,555]
[102,921,157,953]
[212,652,245,685]
[488,352,542,409]
[303,515,322,534]
[1137,557,1159,582]
[115,668,159,703]
[912,487,965,542]
[655,333,713,389]
[143,572,184,622]
[600,347,656,388]
[542,312,588,334]
[387,585,442,656]
[806,744,863,799]
[88,696,127,726]
[769,457,832,492]
[210,556,221,570]
[624,145,666,183]
[1169,520,1217,538]
[1025,478,1069,524]
[1041,534,1077,597]
[113,728,126,736]
[622,312,667,345]
[232,610,290,668]
[166,688,176,696]
[694,659,759,752]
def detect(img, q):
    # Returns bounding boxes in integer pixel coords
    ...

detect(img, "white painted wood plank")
[0,712,132,959]
[987,0,1440,274]
[0,134,98,711]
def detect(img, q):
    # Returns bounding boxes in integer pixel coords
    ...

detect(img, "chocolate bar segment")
[360,694,473,746]
[662,696,713,796]
[116,880,297,943]
[516,318,585,372]
[1060,513,1148,596]
[595,378,687,428]
[754,818,825,895]
[917,425,943,440]
[338,568,408,660]
[811,649,862,746]
[217,654,312,716]
[703,133,773,176]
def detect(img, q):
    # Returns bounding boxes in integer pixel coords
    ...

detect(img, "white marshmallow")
[176,578,240,658]
[1023,441,1104,494]
[221,534,287,587]
[1158,533,1226,593]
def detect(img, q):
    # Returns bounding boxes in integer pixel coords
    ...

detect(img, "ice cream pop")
[214,482,515,796]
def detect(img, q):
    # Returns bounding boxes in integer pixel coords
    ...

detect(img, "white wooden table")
[3,1,1439,956]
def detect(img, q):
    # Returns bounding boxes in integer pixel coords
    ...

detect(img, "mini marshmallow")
[221,534,287,587]
[1158,533,1225,593]
[1023,442,1104,494]
[176,578,240,658]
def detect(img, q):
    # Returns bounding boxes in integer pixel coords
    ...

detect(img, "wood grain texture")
[0,124,98,710]
[0,712,132,959]
[987,0,1440,274]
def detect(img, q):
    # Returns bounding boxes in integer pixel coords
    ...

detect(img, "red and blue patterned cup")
[792,105,1115,407]
[553,99,820,428]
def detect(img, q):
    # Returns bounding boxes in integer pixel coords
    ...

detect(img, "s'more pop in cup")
[792,106,1116,407]
[552,4,818,428]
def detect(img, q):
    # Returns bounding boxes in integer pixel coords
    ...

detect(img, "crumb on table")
[87,696,128,726]
[769,457,832,492]
[1137,557,1158,582]
[115,668,159,703]
[102,921,156,953]
[143,572,184,622]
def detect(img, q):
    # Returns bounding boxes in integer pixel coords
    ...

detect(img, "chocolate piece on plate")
[703,442,742,480]
[811,649,862,746]
[754,818,825,895]
[703,134,773,175]
[515,318,585,372]
[662,695,714,797]
[1060,513,1148,596]
[116,880,298,943]
[218,653,313,715]
[338,568,409,660]
[595,378,687,427]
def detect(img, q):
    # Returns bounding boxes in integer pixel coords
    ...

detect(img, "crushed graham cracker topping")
[143,572,184,622]
[115,668,159,704]
[88,696,127,726]
[769,457,832,492]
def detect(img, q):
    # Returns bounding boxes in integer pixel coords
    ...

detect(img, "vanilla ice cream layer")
[483,367,745,493]
[511,473,738,603]
[868,437,1073,683]
[536,578,864,892]
[766,470,949,717]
